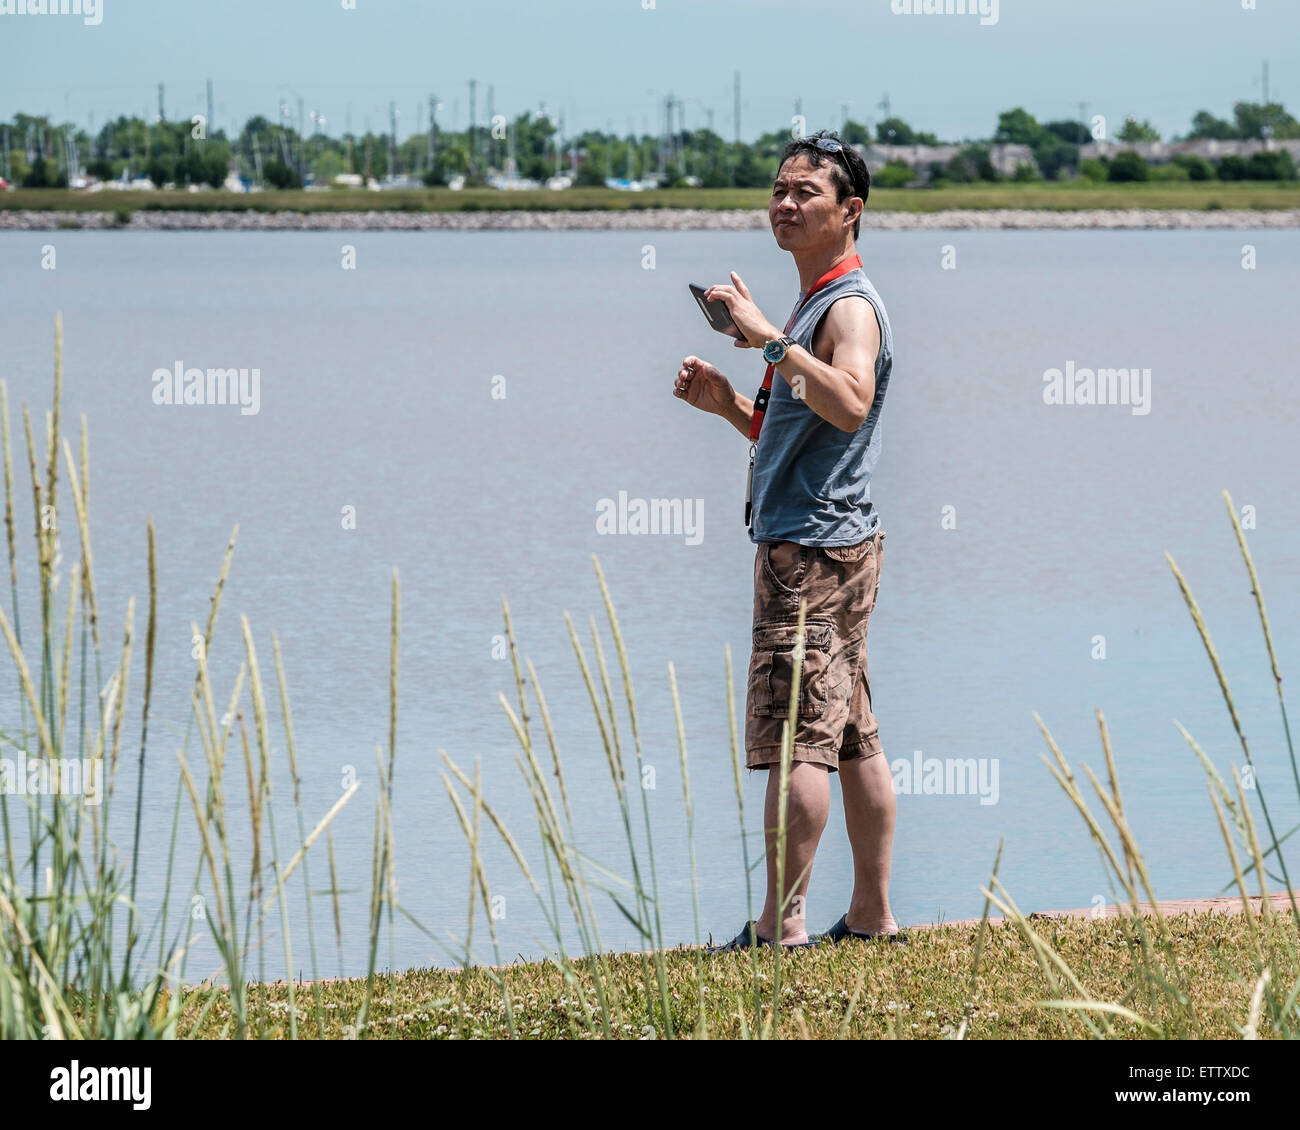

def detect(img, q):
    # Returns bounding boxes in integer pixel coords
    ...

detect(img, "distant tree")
[874,117,939,146]
[423,159,449,187]
[7,150,31,183]
[1172,154,1214,181]
[312,149,346,184]
[945,145,1000,183]
[1107,150,1149,181]
[1245,149,1297,180]
[262,158,301,189]
[732,146,774,188]
[574,160,606,187]
[1117,117,1161,142]
[174,150,203,185]
[1043,120,1090,145]
[207,145,232,187]
[1078,158,1109,183]
[994,107,1045,147]
[1012,161,1041,182]
[1189,110,1237,140]
[1031,134,1077,180]
[1234,100,1300,140]
[146,157,173,187]
[175,144,229,188]
[873,161,914,188]
[840,119,871,147]
[700,163,730,188]
[1215,155,1248,181]
[21,155,51,187]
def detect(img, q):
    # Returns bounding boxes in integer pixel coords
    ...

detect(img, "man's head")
[770,130,871,248]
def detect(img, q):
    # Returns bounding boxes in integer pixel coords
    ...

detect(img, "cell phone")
[689,283,743,339]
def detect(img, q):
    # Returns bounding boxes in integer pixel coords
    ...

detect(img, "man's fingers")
[730,271,751,299]
[676,357,698,397]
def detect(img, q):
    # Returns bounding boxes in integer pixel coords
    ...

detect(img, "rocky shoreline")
[3,207,1299,231]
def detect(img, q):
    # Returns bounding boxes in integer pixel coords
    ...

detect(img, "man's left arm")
[705,272,879,434]
[773,295,879,434]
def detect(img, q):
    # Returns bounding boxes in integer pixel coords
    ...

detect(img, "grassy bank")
[4,181,1300,215]
[173,911,1300,1040]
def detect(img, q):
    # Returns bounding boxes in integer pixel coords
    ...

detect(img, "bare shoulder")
[812,294,880,364]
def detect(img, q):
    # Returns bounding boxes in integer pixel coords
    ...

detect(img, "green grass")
[3,181,1299,216]
[173,912,1300,1040]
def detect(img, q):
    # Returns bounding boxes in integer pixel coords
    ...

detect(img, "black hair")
[776,129,871,238]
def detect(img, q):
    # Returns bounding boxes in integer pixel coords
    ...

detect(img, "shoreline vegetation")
[2,183,1300,231]
[3,322,1299,1041]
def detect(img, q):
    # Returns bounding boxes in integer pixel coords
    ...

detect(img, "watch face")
[763,341,784,364]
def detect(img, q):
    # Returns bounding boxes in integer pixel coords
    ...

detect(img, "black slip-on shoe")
[705,921,819,954]
[818,914,911,945]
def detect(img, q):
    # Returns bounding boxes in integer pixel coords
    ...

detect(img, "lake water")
[2,228,1298,981]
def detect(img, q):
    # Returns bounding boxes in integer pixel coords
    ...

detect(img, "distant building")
[1079,138,1300,163]
[855,142,1036,180]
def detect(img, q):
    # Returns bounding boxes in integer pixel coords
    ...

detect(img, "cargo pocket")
[762,541,807,603]
[750,620,833,717]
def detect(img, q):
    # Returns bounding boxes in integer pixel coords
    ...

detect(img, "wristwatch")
[762,335,797,364]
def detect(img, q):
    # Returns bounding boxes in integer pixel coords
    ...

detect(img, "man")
[673,130,904,950]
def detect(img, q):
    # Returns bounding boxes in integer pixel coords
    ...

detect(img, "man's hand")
[704,272,782,350]
[674,356,735,416]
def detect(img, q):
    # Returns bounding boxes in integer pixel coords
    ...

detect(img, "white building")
[856,142,1036,179]
[1079,137,1300,163]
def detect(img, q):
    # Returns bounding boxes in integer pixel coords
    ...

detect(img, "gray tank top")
[749,266,894,546]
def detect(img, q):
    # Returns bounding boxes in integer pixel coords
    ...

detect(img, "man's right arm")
[674,355,754,438]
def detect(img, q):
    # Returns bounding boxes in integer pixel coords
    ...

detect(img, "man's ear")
[844,196,864,230]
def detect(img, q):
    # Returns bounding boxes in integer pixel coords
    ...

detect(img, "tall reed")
[979,490,1299,1038]
[0,318,392,1040]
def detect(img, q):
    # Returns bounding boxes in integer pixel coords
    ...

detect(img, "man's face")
[769,153,856,250]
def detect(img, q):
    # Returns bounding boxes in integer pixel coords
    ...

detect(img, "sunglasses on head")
[807,136,864,196]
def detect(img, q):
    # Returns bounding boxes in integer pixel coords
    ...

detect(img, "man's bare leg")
[839,751,899,934]
[754,761,831,943]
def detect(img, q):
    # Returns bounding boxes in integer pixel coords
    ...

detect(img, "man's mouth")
[776,219,798,229]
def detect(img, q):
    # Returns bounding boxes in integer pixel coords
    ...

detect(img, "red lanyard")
[748,254,862,443]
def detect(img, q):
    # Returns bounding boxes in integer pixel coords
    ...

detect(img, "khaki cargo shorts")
[745,529,886,772]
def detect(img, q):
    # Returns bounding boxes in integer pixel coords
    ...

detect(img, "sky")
[1,0,1298,144]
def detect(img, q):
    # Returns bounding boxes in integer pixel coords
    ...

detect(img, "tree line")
[3,98,1297,190]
